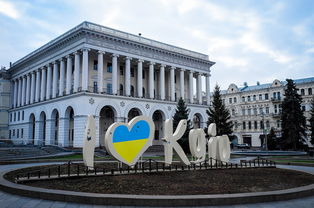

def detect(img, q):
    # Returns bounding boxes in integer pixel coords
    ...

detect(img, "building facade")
[221,78,314,147]
[7,21,214,147]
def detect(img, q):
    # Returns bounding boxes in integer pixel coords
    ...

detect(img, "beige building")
[0,68,11,140]
[221,77,314,147]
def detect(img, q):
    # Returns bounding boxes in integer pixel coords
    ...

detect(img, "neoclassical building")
[221,77,314,147]
[7,21,214,147]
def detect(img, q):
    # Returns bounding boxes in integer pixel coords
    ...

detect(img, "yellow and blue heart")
[112,120,150,163]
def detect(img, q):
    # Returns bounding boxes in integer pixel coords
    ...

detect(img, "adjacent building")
[222,77,314,147]
[7,21,213,147]
[0,68,11,140]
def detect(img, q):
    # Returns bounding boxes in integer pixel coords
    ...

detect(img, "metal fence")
[15,157,276,183]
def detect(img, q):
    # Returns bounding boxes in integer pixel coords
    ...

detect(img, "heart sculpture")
[104,116,155,166]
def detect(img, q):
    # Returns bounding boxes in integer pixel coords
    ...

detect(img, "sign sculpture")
[83,116,231,168]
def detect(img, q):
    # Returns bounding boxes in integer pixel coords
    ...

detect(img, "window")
[266,120,270,128]
[14,112,16,121]
[273,92,276,99]
[274,105,278,114]
[253,108,257,115]
[260,121,264,129]
[233,97,237,103]
[248,96,251,102]
[277,120,281,128]
[248,108,251,115]
[253,95,256,101]
[265,93,269,100]
[254,121,258,129]
[259,107,263,115]
[93,60,98,70]
[21,129,23,138]
[301,89,305,95]
[174,75,176,83]
[277,92,281,100]
[142,87,145,97]
[120,66,124,75]
[18,112,20,121]
[131,85,135,97]
[142,70,145,79]
[242,109,245,116]
[243,121,246,130]
[248,121,252,129]
[131,68,135,77]
[13,129,15,136]
[242,96,245,102]
[309,88,312,95]
[119,84,124,96]
[107,83,112,94]
[10,113,12,122]
[107,63,112,73]
[232,109,235,116]
[302,106,306,111]
[279,104,282,113]
[9,130,11,139]
[17,129,19,138]
[229,98,232,104]
[93,81,98,93]
[266,107,269,114]
[259,94,262,100]
[22,111,24,120]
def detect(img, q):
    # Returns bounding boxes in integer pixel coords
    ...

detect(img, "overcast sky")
[0,0,313,91]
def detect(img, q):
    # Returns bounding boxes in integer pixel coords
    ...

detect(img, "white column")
[40,67,46,101]
[180,69,185,99]
[35,69,41,102]
[112,54,118,95]
[189,70,194,103]
[26,74,30,105]
[59,58,65,96]
[97,51,104,93]
[46,64,52,99]
[149,62,155,99]
[125,56,131,96]
[170,66,175,102]
[30,72,35,104]
[73,52,80,93]
[206,73,211,105]
[197,73,202,104]
[52,62,58,98]
[13,80,17,108]
[65,55,72,95]
[21,76,26,106]
[16,78,21,107]
[160,64,165,100]
[82,48,89,91]
[137,59,143,97]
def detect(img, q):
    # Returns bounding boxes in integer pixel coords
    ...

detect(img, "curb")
[1,168,314,206]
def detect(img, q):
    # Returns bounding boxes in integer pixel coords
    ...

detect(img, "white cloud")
[0,0,20,19]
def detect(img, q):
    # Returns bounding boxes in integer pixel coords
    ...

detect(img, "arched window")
[301,89,305,96]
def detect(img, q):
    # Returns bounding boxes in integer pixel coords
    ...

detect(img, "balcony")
[271,113,281,118]
[271,97,281,103]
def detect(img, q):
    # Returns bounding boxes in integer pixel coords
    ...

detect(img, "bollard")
[103,168,105,175]
[77,164,80,176]
[111,169,114,175]
[38,171,40,179]
[95,167,97,175]
[48,168,51,178]
[27,173,30,179]
[156,162,158,172]
[68,163,70,177]
[86,167,89,176]
[210,157,213,169]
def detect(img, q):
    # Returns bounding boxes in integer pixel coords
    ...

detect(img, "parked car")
[236,143,250,149]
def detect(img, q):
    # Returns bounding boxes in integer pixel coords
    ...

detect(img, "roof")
[239,77,314,92]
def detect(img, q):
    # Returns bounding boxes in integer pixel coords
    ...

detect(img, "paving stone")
[51,201,67,208]
[21,198,42,208]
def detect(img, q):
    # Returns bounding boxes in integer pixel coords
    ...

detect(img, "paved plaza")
[0,162,314,207]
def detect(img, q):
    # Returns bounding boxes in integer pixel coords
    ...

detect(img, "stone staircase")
[0,146,68,161]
